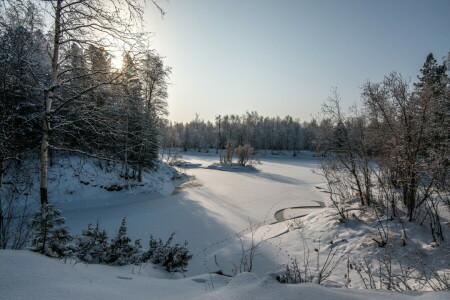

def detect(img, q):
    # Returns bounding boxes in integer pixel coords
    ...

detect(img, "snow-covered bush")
[235,144,254,166]
[29,212,192,272]
[161,149,183,166]
[29,203,73,258]
[76,222,109,263]
[277,239,345,285]
[140,232,192,273]
[104,217,141,265]
[218,143,260,166]
[219,141,235,165]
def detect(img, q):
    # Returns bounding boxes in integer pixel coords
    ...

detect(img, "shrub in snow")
[277,239,345,285]
[140,232,192,273]
[235,144,252,166]
[104,217,140,265]
[76,222,109,263]
[29,203,73,258]
[219,141,235,165]
[277,258,308,284]
[218,143,260,166]
[354,249,450,291]
[235,144,255,166]
[28,212,192,272]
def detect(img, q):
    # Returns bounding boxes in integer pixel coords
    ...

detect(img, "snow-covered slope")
[1,250,447,300]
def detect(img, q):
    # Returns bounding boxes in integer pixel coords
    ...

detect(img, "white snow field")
[1,151,449,299]
[58,151,330,276]
[1,250,448,300]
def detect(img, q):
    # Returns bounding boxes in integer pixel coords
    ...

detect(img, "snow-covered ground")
[2,250,448,300]
[56,151,330,276]
[1,151,449,298]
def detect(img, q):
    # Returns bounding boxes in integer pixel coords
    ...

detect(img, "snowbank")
[1,250,447,300]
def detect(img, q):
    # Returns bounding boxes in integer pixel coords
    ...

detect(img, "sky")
[143,0,450,123]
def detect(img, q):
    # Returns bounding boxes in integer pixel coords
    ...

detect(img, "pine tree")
[118,52,143,179]
[0,1,47,162]
[105,217,138,265]
[76,222,109,263]
[29,204,72,258]
[88,45,112,108]
[416,53,447,90]
[140,232,192,273]
[415,53,450,207]
[415,54,449,150]
[136,52,170,178]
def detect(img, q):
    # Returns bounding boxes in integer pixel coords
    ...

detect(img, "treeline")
[162,54,449,166]
[161,113,325,154]
[0,0,169,206]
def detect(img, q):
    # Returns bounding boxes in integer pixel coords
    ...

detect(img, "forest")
[0,0,169,199]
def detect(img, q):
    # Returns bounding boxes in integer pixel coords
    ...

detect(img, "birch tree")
[37,0,149,205]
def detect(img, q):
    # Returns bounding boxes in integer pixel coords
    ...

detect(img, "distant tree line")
[161,113,327,154]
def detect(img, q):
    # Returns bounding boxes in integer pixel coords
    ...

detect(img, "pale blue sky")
[144,0,450,123]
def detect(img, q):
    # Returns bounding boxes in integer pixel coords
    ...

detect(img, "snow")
[0,250,227,300]
[1,250,448,300]
[54,151,330,276]
[2,150,449,298]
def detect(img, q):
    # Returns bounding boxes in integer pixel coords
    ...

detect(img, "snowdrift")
[1,250,448,300]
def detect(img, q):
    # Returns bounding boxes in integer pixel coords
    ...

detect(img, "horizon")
[144,0,449,123]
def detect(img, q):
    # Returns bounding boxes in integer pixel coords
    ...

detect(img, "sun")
[109,50,123,70]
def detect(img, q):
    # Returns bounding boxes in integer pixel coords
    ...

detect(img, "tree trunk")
[124,114,129,179]
[138,167,142,182]
[40,0,62,206]
[0,158,4,247]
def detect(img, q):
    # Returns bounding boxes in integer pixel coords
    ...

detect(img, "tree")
[362,70,447,222]
[1,0,168,250]
[29,203,72,258]
[135,51,170,178]
[105,217,139,265]
[416,53,447,90]
[0,0,47,249]
[76,223,109,263]
[0,0,46,170]
[414,53,449,214]
[37,0,148,205]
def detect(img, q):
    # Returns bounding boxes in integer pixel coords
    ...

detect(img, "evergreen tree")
[29,204,72,258]
[76,222,109,263]
[0,2,47,162]
[137,52,170,176]
[88,45,112,108]
[334,120,348,150]
[416,53,447,90]
[119,52,144,179]
[140,232,192,273]
[105,217,138,265]
[415,53,450,195]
